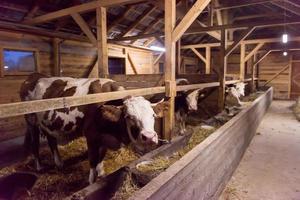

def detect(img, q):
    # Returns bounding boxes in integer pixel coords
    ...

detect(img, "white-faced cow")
[20,73,167,184]
[225,82,247,107]
[150,78,202,135]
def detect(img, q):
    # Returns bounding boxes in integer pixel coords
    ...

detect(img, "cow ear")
[98,105,123,122]
[152,102,169,118]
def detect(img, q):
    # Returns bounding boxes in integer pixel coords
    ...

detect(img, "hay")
[0,138,140,200]
[111,172,139,200]
[103,145,139,175]
[136,157,171,173]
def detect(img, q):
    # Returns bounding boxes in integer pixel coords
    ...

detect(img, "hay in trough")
[103,145,139,175]
[136,157,171,173]
[111,172,139,200]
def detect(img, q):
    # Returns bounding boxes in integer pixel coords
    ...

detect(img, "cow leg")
[87,142,100,184]
[46,135,63,169]
[176,111,184,135]
[24,114,43,171]
[96,147,107,177]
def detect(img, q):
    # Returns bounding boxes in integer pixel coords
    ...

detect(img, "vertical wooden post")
[176,39,181,75]
[251,53,257,92]
[205,46,211,74]
[288,55,292,99]
[240,43,245,80]
[164,0,176,141]
[53,38,61,76]
[96,7,108,78]
[218,29,227,112]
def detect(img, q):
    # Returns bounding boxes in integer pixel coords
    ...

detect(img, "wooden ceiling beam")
[71,13,97,46]
[271,1,300,16]
[118,5,156,38]
[23,0,147,25]
[196,20,221,40]
[172,0,211,42]
[245,42,265,61]
[186,18,300,34]
[225,27,255,57]
[214,0,279,11]
[109,32,160,42]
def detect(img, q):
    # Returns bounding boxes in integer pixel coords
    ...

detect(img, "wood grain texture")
[130,87,273,200]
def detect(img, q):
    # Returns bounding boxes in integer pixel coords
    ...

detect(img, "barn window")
[108,57,125,74]
[2,48,38,75]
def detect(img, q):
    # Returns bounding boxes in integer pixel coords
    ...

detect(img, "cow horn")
[151,98,164,106]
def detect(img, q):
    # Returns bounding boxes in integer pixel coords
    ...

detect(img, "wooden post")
[218,29,227,112]
[288,55,292,99]
[240,43,245,80]
[96,7,108,78]
[0,47,3,77]
[53,38,61,76]
[164,0,176,141]
[176,39,181,75]
[206,47,211,74]
[251,53,257,92]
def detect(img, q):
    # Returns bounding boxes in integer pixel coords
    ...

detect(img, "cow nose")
[141,131,158,144]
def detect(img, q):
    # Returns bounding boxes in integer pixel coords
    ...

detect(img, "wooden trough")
[67,87,272,200]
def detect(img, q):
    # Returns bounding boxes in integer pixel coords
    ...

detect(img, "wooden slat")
[154,52,164,65]
[52,38,61,76]
[172,0,211,42]
[127,53,138,74]
[218,29,226,111]
[71,12,97,46]
[191,48,206,63]
[240,43,245,80]
[205,47,211,74]
[23,0,147,24]
[263,63,290,86]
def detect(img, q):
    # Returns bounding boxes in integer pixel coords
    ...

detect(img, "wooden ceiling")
[0,0,299,52]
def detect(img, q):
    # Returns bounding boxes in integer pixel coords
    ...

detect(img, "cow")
[225,82,247,107]
[150,78,203,135]
[20,73,168,184]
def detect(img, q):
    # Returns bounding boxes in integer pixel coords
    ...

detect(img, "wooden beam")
[0,47,3,77]
[185,18,300,34]
[206,46,211,74]
[154,52,164,65]
[110,32,160,42]
[245,42,265,61]
[177,40,181,74]
[214,0,223,25]
[53,38,61,76]
[23,0,147,25]
[263,63,290,86]
[251,53,257,92]
[155,36,165,46]
[271,1,300,16]
[218,29,226,111]
[172,0,211,42]
[71,13,97,46]
[118,5,156,38]
[253,50,272,66]
[97,7,108,78]
[164,0,176,141]
[225,27,255,57]
[191,48,206,63]
[127,53,138,74]
[214,0,279,11]
[196,20,221,40]
[240,43,246,80]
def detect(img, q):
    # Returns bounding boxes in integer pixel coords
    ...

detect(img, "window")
[108,57,125,74]
[2,48,38,75]
[159,63,164,73]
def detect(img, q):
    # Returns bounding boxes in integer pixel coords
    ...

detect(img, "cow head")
[100,96,168,145]
[185,89,202,111]
[227,82,247,98]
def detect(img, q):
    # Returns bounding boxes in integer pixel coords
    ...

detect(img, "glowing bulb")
[4,66,8,69]
[150,46,166,52]
[282,33,288,43]
[283,51,288,56]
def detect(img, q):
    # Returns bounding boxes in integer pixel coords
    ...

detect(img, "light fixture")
[4,66,8,69]
[282,33,288,43]
[283,51,288,56]
[150,46,166,52]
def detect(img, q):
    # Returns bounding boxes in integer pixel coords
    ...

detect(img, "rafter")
[118,5,156,38]
[172,0,211,42]
[271,1,300,16]
[23,0,147,25]
[107,5,134,32]
[71,13,97,46]
[245,42,265,61]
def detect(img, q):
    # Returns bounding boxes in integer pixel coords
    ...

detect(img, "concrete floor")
[220,101,300,200]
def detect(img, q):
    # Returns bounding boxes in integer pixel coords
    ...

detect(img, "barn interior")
[0,0,299,199]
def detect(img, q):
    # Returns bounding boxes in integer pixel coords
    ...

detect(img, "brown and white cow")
[20,73,167,184]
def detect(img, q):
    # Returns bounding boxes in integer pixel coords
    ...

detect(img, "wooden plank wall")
[0,30,155,142]
[258,52,290,99]
[131,87,273,200]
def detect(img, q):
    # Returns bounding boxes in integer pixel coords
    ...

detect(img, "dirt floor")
[220,100,300,200]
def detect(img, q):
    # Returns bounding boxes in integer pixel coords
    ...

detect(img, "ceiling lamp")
[150,46,166,52]
[282,33,288,43]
